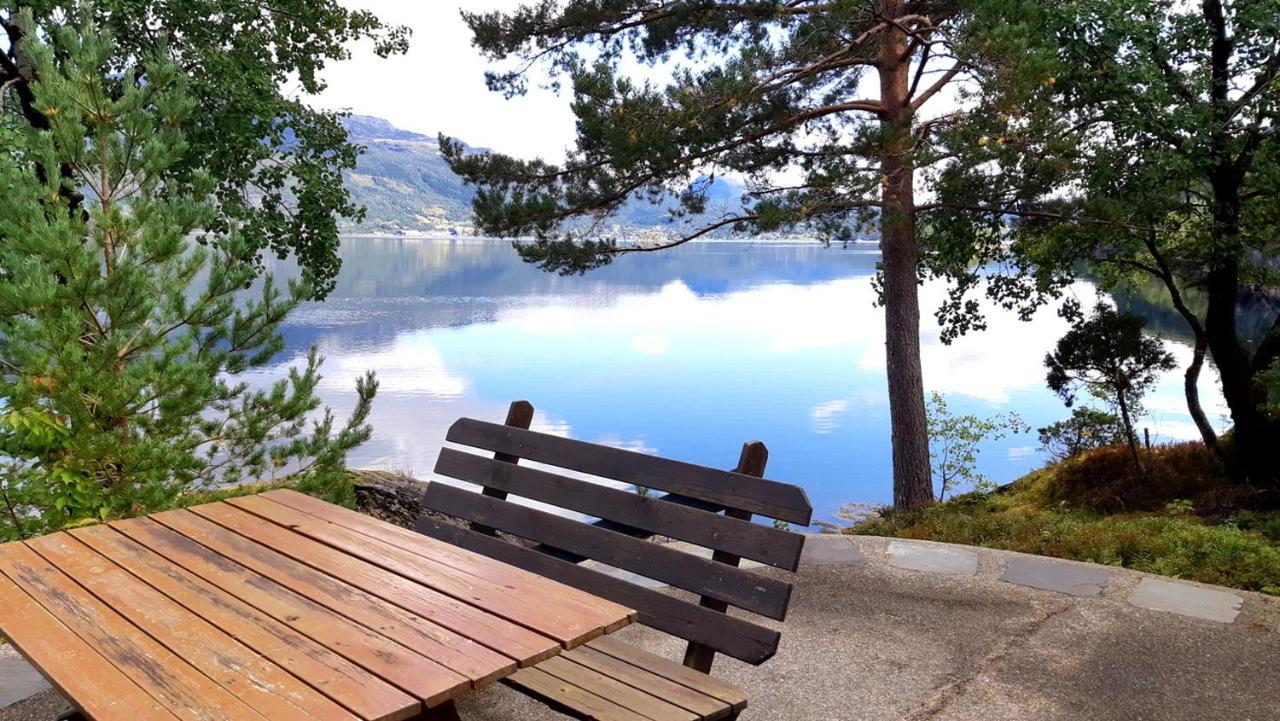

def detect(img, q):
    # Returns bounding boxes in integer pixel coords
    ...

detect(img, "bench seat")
[506,636,747,721]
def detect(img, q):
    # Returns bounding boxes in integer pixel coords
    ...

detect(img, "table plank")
[0,541,266,721]
[69,525,419,721]
[0,569,180,721]
[227,495,607,645]
[238,492,633,641]
[26,533,352,721]
[112,516,467,708]
[266,489,636,627]
[188,503,559,666]
[152,508,516,687]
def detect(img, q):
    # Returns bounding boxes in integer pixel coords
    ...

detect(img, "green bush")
[1039,442,1234,513]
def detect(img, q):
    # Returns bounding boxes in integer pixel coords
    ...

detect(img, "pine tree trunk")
[879,3,934,510]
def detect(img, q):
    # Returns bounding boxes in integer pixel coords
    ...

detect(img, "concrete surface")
[0,653,50,710]
[887,540,978,575]
[1128,577,1244,624]
[5,536,1279,721]
[1000,556,1109,597]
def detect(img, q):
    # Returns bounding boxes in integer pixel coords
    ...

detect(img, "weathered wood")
[0,568,180,721]
[421,481,793,620]
[445,418,813,525]
[433,448,805,570]
[227,494,621,646]
[505,667,651,721]
[27,532,352,721]
[415,516,781,665]
[561,646,732,720]
[70,524,419,721]
[684,443,769,672]
[186,502,558,667]
[258,489,636,627]
[535,655,698,721]
[113,515,466,708]
[153,508,517,688]
[472,400,534,536]
[0,541,268,721]
[259,489,632,629]
[588,637,748,712]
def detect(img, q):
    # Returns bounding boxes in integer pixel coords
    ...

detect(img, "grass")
[850,446,1280,596]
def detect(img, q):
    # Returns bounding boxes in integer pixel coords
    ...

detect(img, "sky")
[311,1,578,162]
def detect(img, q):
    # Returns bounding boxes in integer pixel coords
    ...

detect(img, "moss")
[851,447,1280,595]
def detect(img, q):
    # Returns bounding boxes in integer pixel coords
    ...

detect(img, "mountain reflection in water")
[248,236,1226,526]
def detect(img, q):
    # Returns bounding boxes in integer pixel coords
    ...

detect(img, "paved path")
[5,535,1278,720]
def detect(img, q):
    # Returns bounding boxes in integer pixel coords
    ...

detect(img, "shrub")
[1037,407,1125,461]
[1043,442,1232,513]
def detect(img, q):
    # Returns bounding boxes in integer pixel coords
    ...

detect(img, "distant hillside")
[340,115,747,236]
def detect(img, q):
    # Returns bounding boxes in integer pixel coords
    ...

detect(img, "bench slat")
[113,516,464,708]
[534,656,698,721]
[445,419,813,525]
[0,566,180,721]
[153,508,517,688]
[435,448,805,570]
[27,533,351,721]
[414,516,781,665]
[70,525,419,721]
[422,482,793,620]
[0,541,268,721]
[185,503,558,667]
[587,637,748,712]
[505,667,651,721]
[561,646,733,720]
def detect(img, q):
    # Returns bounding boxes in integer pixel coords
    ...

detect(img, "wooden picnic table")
[0,489,636,721]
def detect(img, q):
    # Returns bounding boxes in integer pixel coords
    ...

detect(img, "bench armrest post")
[471,400,534,536]
[682,441,768,673]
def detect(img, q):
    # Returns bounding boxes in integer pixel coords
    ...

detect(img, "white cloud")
[810,400,851,434]
[311,1,576,162]
[631,334,670,355]
[1007,446,1036,461]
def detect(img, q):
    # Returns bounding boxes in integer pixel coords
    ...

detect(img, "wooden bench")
[416,401,813,721]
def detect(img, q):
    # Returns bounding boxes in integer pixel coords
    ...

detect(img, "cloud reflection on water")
[256,238,1224,524]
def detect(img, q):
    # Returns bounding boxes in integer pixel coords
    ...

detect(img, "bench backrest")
[416,401,813,671]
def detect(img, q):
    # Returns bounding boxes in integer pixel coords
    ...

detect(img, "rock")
[350,469,462,531]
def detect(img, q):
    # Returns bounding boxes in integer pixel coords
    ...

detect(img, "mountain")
[339,115,746,236]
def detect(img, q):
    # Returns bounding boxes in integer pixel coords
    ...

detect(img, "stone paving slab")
[800,536,866,566]
[1127,577,1243,623]
[1000,556,1110,597]
[887,540,978,575]
[0,657,50,709]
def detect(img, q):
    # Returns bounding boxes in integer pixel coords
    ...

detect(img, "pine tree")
[0,20,376,540]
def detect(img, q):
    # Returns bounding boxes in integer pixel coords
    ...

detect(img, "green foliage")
[851,459,1280,595]
[1045,306,1175,413]
[1,2,409,296]
[442,1,1054,265]
[1044,305,1175,469]
[1037,407,1125,461]
[929,0,1280,486]
[1042,443,1235,514]
[0,23,377,542]
[925,392,1028,501]
[1264,361,1280,419]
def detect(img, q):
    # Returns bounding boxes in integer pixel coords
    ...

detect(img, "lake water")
[252,236,1225,528]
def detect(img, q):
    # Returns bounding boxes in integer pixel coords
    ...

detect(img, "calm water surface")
[254,237,1225,527]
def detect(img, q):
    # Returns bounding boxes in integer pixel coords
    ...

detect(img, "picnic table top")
[0,489,636,721]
